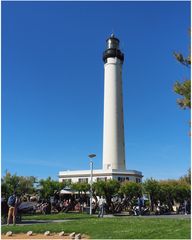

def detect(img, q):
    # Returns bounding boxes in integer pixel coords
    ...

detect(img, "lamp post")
[88,154,96,215]
[184,200,187,215]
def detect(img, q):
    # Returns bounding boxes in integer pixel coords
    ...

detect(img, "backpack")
[7,195,16,207]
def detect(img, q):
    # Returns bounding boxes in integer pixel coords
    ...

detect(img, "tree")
[174,80,191,109]
[1,171,36,199]
[173,182,190,203]
[173,31,191,109]
[158,180,177,208]
[159,179,190,206]
[93,179,120,207]
[71,182,90,202]
[179,168,191,185]
[119,182,142,200]
[143,178,160,211]
[38,177,65,200]
[92,180,106,197]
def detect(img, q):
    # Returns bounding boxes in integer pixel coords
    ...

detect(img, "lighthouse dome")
[103,34,124,63]
[106,34,120,49]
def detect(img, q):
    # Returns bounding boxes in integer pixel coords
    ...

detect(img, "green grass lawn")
[2,213,191,239]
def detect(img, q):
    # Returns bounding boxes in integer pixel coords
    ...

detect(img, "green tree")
[38,177,65,200]
[179,168,191,185]
[158,180,177,208]
[174,80,191,109]
[1,171,36,199]
[71,182,90,201]
[173,31,191,109]
[71,182,89,194]
[93,179,120,207]
[173,182,191,203]
[159,180,190,206]
[119,182,142,200]
[92,180,106,197]
[143,178,160,211]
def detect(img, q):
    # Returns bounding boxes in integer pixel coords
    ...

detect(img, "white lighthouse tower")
[102,34,125,171]
[58,35,143,184]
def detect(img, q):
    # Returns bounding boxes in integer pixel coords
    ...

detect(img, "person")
[138,196,144,215]
[133,204,140,216]
[98,196,106,218]
[7,192,19,225]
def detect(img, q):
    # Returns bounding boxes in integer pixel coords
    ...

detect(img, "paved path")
[140,214,191,219]
[109,213,191,219]
[2,214,190,226]
[2,219,72,226]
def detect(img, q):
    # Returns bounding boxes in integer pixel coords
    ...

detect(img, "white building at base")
[58,35,143,184]
[59,169,142,184]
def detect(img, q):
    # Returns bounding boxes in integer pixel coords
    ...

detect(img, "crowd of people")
[2,192,108,225]
[2,191,191,225]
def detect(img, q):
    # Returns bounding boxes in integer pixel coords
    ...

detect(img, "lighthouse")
[102,34,125,170]
[58,35,143,184]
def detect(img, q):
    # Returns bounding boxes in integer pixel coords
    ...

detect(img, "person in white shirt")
[98,196,106,218]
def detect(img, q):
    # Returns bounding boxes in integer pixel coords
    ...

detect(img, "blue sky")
[2,1,190,181]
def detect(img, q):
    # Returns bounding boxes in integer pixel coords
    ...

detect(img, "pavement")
[2,214,190,226]
[2,219,72,226]
[111,214,191,219]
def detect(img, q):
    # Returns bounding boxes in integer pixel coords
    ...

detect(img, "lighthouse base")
[58,169,143,184]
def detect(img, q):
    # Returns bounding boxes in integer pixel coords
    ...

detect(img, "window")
[136,178,141,183]
[97,177,107,182]
[78,178,88,183]
[118,177,126,182]
[62,179,72,184]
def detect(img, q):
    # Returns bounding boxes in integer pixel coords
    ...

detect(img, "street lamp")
[88,154,96,215]
[184,200,187,215]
